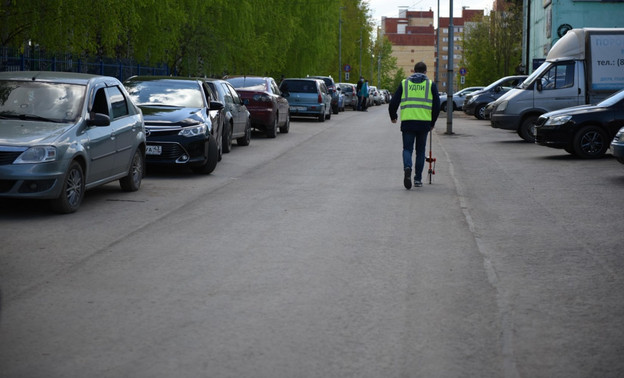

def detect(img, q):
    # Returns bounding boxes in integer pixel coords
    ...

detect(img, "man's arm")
[388,84,403,123]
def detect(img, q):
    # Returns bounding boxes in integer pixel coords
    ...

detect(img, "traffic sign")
[459,67,467,76]
[344,64,351,72]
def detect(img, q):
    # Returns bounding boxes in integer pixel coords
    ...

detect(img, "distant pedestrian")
[388,61,440,189]
[360,79,369,111]
[356,77,364,110]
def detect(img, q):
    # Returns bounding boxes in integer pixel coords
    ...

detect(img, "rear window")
[227,77,267,91]
[281,80,317,94]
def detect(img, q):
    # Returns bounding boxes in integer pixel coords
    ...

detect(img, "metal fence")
[0,46,170,81]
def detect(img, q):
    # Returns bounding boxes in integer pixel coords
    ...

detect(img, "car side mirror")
[210,101,224,111]
[494,86,502,93]
[536,81,543,91]
[282,91,290,98]
[87,112,111,126]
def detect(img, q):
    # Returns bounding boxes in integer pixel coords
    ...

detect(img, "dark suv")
[309,75,339,114]
[124,76,224,174]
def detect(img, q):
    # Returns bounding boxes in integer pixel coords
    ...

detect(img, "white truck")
[490,28,624,142]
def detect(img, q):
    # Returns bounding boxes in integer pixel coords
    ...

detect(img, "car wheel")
[119,149,144,192]
[50,161,85,214]
[279,113,290,134]
[332,103,339,114]
[318,110,325,122]
[517,115,537,143]
[223,122,233,153]
[236,119,251,146]
[441,101,447,112]
[192,134,218,174]
[475,104,487,120]
[573,125,609,158]
[266,116,277,138]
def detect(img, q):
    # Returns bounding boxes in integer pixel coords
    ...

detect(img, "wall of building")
[526,0,624,72]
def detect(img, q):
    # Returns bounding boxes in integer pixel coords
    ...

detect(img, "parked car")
[338,83,358,110]
[463,76,527,119]
[308,75,339,114]
[203,78,252,152]
[439,86,484,112]
[369,86,383,105]
[0,71,146,213]
[226,76,288,138]
[279,78,332,122]
[534,87,624,158]
[124,76,223,174]
[611,126,624,164]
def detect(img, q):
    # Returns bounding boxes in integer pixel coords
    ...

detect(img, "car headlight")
[544,115,571,126]
[496,100,508,112]
[614,129,624,142]
[465,97,475,105]
[179,123,207,137]
[14,146,57,164]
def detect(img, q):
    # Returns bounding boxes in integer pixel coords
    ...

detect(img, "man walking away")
[356,77,364,111]
[388,61,440,189]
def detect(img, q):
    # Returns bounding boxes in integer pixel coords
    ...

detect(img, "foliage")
[0,0,398,82]
[461,3,523,87]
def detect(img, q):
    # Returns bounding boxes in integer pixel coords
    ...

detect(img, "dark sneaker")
[404,168,412,189]
[414,180,423,187]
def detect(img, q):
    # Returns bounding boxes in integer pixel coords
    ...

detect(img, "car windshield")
[125,80,204,108]
[227,77,267,92]
[597,88,624,107]
[281,80,317,93]
[0,80,85,123]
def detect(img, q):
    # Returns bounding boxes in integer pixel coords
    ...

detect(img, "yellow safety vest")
[400,78,433,121]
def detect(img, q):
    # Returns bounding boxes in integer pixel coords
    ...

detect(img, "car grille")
[0,151,22,165]
[0,180,17,193]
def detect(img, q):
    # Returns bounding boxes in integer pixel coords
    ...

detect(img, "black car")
[124,76,224,174]
[462,75,527,120]
[309,75,339,114]
[534,88,624,158]
[203,78,252,153]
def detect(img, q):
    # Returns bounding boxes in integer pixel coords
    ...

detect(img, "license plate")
[291,106,306,111]
[146,145,162,155]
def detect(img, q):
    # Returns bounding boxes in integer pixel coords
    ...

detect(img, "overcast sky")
[367,0,494,26]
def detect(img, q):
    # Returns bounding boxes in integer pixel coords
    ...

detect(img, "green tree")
[462,3,523,86]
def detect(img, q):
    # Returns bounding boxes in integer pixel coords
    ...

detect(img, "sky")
[367,0,494,26]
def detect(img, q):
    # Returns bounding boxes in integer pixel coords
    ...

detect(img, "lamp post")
[446,0,454,135]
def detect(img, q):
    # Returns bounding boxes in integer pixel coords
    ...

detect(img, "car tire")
[119,149,144,192]
[475,104,487,120]
[50,161,85,214]
[266,116,277,138]
[223,122,233,153]
[573,125,609,159]
[279,113,290,134]
[441,101,447,112]
[318,110,325,122]
[192,134,218,174]
[237,119,251,146]
[332,104,339,114]
[518,115,537,143]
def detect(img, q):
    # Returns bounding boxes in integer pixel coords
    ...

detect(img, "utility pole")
[339,6,345,82]
[359,28,363,79]
[446,0,454,135]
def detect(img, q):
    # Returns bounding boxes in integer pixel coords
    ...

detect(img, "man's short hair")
[414,62,427,73]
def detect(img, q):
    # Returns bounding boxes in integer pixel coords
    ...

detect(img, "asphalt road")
[1,106,623,377]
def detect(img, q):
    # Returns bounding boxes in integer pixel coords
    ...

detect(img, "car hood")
[0,119,75,146]
[138,106,205,125]
[542,104,600,118]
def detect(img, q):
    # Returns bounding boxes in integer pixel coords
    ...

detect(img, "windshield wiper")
[0,111,62,123]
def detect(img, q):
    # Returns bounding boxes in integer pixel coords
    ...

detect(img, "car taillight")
[253,94,271,102]
[318,93,323,103]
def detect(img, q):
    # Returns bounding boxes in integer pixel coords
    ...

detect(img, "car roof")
[0,71,112,85]
[124,75,203,83]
